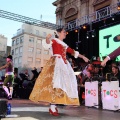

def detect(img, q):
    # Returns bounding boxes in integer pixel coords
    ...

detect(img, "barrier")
[102,81,119,111]
[85,81,99,108]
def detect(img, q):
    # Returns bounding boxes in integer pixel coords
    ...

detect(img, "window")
[44,50,49,55]
[14,40,16,46]
[57,19,62,26]
[12,50,14,55]
[36,49,41,54]
[43,32,46,38]
[18,56,22,63]
[12,40,15,46]
[27,57,33,62]
[28,47,34,52]
[36,58,41,64]
[37,39,42,44]
[36,30,39,35]
[16,38,19,45]
[19,46,23,53]
[12,40,16,46]
[14,57,18,64]
[29,37,34,42]
[20,36,24,43]
[15,48,18,55]
[81,0,88,4]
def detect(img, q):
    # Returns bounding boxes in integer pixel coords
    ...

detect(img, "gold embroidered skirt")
[29,57,79,105]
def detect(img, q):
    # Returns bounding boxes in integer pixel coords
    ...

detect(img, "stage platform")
[0,99,120,120]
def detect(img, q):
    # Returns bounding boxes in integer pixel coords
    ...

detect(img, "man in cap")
[0,55,14,100]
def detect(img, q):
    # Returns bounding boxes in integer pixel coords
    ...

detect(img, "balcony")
[66,2,120,31]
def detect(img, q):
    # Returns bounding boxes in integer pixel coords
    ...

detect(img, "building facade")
[0,35,7,66]
[53,0,120,59]
[11,24,55,71]
[53,0,119,26]
[0,34,7,54]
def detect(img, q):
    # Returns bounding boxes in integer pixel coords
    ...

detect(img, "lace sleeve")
[42,39,53,50]
[67,47,79,58]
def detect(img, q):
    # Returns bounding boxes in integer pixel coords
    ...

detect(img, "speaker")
[0,100,7,118]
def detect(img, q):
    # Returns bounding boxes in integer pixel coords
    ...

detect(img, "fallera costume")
[29,38,79,105]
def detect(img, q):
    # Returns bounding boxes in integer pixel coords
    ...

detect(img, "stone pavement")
[1,99,120,120]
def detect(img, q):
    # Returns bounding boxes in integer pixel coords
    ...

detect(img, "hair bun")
[7,55,12,60]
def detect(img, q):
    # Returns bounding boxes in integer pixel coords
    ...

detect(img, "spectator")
[110,66,120,86]
[39,67,43,74]
[13,72,21,98]
[31,67,39,85]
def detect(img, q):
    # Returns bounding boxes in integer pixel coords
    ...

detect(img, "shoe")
[49,108,59,116]
[55,107,58,113]
[8,95,12,100]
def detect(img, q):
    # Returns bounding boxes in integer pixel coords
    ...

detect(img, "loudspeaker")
[0,100,7,118]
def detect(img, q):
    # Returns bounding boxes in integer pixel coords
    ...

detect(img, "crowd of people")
[0,64,43,99]
[70,57,120,105]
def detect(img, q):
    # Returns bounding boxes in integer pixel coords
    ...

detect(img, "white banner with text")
[102,81,119,110]
[85,81,99,108]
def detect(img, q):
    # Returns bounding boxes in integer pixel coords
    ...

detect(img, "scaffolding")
[0,9,57,30]
[0,2,119,31]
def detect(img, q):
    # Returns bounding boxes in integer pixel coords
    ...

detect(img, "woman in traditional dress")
[29,27,89,116]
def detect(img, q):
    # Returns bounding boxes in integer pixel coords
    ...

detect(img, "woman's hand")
[101,57,109,67]
[46,34,52,44]
[82,56,89,62]
[78,54,89,62]
[101,61,106,67]
[46,34,52,40]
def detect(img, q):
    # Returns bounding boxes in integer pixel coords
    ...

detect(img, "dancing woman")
[0,55,14,100]
[29,27,89,116]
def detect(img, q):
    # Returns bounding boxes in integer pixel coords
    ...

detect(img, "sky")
[0,0,56,46]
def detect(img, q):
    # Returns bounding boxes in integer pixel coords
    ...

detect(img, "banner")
[99,24,120,60]
[85,81,99,108]
[102,81,119,110]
